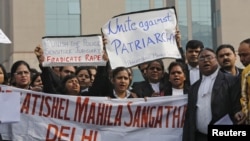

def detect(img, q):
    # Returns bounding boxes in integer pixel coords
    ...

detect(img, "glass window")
[69,2,80,14]
[191,0,212,48]
[126,0,149,12]
[154,0,164,8]
[178,0,188,49]
[45,0,80,36]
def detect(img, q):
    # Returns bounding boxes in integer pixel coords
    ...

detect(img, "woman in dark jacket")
[164,61,190,96]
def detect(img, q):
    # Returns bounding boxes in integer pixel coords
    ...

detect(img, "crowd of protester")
[1,31,250,141]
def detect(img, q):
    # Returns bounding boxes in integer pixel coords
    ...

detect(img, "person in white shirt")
[183,48,244,141]
[185,40,204,85]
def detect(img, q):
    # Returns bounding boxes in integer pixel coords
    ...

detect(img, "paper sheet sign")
[0,29,11,44]
[102,7,181,69]
[42,35,106,67]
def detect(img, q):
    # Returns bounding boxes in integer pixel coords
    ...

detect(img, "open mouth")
[173,78,180,81]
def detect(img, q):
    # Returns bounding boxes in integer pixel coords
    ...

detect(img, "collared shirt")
[113,90,131,99]
[188,64,200,85]
[172,88,184,96]
[150,82,160,93]
[196,68,219,134]
[221,67,240,76]
[81,88,89,93]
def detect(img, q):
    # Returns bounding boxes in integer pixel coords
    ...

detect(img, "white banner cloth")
[0,85,187,141]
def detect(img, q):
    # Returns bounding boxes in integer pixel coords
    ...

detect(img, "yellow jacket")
[241,64,250,124]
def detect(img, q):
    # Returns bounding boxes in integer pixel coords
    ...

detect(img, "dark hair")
[87,66,97,70]
[112,67,130,78]
[30,68,39,79]
[0,64,8,85]
[168,62,187,78]
[30,72,41,87]
[59,66,77,72]
[10,60,31,86]
[75,66,92,77]
[146,59,165,71]
[137,62,149,70]
[186,40,204,50]
[240,38,250,45]
[60,74,79,94]
[216,44,235,56]
[199,47,215,56]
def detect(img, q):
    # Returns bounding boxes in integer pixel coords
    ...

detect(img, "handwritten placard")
[42,35,106,66]
[0,29,11,44]
[102,7,181,69]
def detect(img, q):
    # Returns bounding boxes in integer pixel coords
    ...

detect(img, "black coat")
[131,76,167,97]
[182,71,242,141]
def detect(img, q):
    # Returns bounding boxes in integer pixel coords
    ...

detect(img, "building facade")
[0,0,249,72]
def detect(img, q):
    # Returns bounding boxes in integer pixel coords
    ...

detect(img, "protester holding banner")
[88,43,135,98]
[182,48,243,141]
[44,65,77,94]
[51,66,60,77]
[164,61,189,96]
[34,45,77,94]
[9,60,32,90]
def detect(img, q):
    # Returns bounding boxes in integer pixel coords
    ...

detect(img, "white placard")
[102,7,181,69]
[0,29,11,44]
[42,35,106,66]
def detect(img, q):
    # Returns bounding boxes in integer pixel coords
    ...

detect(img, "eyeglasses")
[14,71,30,76]
[149,67,162,71]
[198,56,215,62]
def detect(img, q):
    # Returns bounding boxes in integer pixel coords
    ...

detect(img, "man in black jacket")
[183,48,244,141]
[216,44,242,76]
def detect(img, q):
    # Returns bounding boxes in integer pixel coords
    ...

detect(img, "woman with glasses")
[131,59,168,97]
[10,60,31,89]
